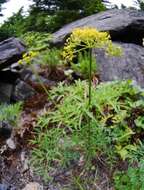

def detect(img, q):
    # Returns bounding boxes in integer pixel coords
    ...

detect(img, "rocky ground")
[0,8,144,190]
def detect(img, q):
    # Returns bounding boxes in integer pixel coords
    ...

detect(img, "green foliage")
[44,0,107,31]
[32,0,106,13]
[0,0,107,39]
[114,161,144,190]
[30,80,144,181]
[23,10,52,33]
[135,116,144,129]
[19,33,63,79]
[0,102,22,127]
[19,48,63,81]
[63,27,121,163]
[17,0,107,35]
[30,127,63,181]
[135,0,144,10]
[71,52,97,78]
[35,48,63,68]
[20,33,62,70]
[18,51,39,65]
[0,8,26,41]
[0,9,51,40]
[21,31,51,51]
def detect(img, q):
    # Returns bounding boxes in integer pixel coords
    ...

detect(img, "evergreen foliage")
[0,0,107,40]
[0,8,25,41]
[135,0,144,10]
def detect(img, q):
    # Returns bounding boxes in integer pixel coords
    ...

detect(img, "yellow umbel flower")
[63,27,121,62]
[18,51,39,65]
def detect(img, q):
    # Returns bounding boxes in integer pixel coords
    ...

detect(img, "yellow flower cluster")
[18,51,38,65]
[63,27,121,62]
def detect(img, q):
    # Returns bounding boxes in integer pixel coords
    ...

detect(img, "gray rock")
[0,83,13,103]
[0,184,9,190]
[10,62,22,71]
[19,64,41,81]
[0,121,12,140]
[20,69,56,90]
[20,68,33,81]
[6,138,16,150]
[94,43,144,87]
[12,79,36,101]
[0,70,20,103]
[0,184,16,190]
[0,37,26,70]
[52,9,144,46]
[0,70,19,83]
[28,74,56,87]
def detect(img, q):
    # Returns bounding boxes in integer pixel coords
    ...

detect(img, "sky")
[110,0,137,7]
[0,0,34,23]
[0,0,138,23]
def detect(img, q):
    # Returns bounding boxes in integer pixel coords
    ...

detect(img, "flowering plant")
[63,27,121,62]
[18,51,38,65]
[63,27,122,162]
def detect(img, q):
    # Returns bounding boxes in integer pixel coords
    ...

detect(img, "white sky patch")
[0,0,33,23]
[0,0,139,24]
[110,0,138,7]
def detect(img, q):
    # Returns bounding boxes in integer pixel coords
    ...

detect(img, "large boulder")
[94,43,144,87]
[52,9,144,87]
[52,9,144,46]
[0,37,26,70]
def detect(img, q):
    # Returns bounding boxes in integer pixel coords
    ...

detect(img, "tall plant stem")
[30,64,49,95]
[29,64,57,107]
[89,49,92,107]
[87,48,92,163]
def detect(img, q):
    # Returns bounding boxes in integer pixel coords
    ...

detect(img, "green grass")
[71,51,97,79]
[114,161,144,190]
[0,102,23,127]
[30,80,144,182]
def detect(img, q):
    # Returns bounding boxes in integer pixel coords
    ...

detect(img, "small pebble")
[6,138,16,150]
[0,184,8,190]
[22,182,43,190]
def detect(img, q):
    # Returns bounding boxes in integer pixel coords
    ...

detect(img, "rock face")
[0,37,26,70]
[52,9,144,46]
[0,37,26,101]
[0,38,38,103]
[94,43,144,87]
[52,9,144,87]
